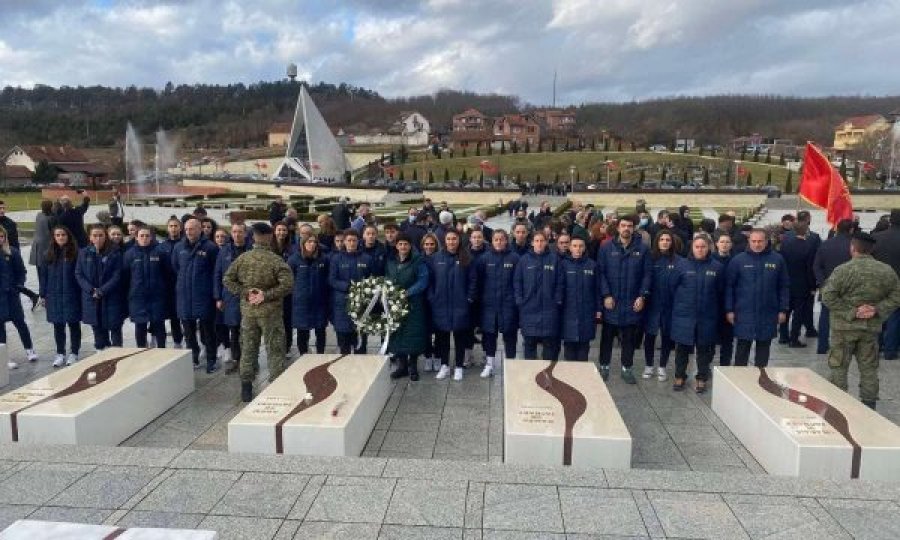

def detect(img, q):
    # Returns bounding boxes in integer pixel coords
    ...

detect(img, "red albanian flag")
[799,142,853,227]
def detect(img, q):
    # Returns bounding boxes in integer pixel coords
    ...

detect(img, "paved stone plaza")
[0,207,898,538]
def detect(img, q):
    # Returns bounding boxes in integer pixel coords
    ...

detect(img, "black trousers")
[282,297,293,351]
[182,318,216,366]
[297,328,327,354]
[674,343,715,381]
[435,330,468,367]
[168,317,183,345]
[563,341,590,361]
[522,335,561,360]
[92,324,123,350]
[734,338,772,367]
[0,318,33,349]
[719,322,734,366]
[53,322,81,355]
[644,332,674,367]
[482,330,517,359]
[789,294,815,342]
[599,323,639,368]
[135,321,167,348]
[337,331,357,354]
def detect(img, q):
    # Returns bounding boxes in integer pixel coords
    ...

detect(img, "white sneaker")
[52,354,65,368]
[453,367,464,381]
[656,367,668,382]
[463,349,473,368]
[642,366,654,379]
[480,365,493,378]
[7,361,18,370]
[26,349,38,362]
[66,353,78,366]
[435,365,451,380]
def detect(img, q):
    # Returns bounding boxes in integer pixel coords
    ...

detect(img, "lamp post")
[569,165,576,194]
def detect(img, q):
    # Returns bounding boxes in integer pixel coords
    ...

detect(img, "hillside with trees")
[1,80,897,151]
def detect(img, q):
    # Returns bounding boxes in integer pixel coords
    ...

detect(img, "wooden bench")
[504,359,632,468]
[228,354,390,456]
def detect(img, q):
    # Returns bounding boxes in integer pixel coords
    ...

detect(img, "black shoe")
[778,338,790,344]
[409,369,419,382]
[805,329,818,338]
[241,382,253,402]
[788,341,807,348]
[30,296,38,312]
[884,354,899,361]
[390,365,409,380]
[206,363,220,374]
[673,378,686,391]
[862,400,876,410]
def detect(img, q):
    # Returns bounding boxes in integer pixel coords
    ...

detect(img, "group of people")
[2,193,899,408]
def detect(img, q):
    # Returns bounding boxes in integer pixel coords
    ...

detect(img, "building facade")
[833,115,890,150]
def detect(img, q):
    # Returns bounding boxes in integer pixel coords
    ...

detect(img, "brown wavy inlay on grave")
[274,354,348,454]
[9,349,149,442]
[102,528,126,540]
[758,367,862,478]
[535,361,587,466]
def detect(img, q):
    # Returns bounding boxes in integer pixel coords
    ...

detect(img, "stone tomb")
[0,520,216,539]
[504,359,632,468]
[0,347,194,446]
[228,353,391,456]
[712,366,900,480]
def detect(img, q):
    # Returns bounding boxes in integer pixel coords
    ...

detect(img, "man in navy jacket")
[813,219,852,354]
[172,217,220,372]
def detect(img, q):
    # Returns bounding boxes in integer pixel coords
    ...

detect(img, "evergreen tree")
[488,143,493,156]
[399,169,405,181]
[443,168,449,182]
[639,169,646,185]
[779,153,786,166]
[554,172,560,184]
[765,149,772,164]
[32,159,58,184]
[617,140,623,151]
[617,170,622,185]
[576,171,581,182]
[475,143,480,156]
[661,168,668,182]
[740,148,746,161]
[682,170,688,182]
[839,157,847,179]
[591,138,596,151]
[412,169,417,181]
[428,170,434,184]
[524,139,530,153]
[604,138,610,151]
[399,145,409,163]
[703,167,710,184]
[753,147,760,162]
[461,169,468,182]
[479,170,484,186]
[389,151,396,165]
[536,173,541,183]
[746,171,753,186]
[462,147,467,158]
[511,140,518,153]
[500,141,506,155]
[766,169,772,185]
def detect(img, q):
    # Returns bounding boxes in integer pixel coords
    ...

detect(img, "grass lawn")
[387,150,805,189]
[0,192,46,212]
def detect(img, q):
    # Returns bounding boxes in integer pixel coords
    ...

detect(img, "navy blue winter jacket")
[288,252,330,330]
[725,246,790,341]
[670,255,725,346]
[426,250,476,332]
[213,242,249,327]
[122,243,169,324]
[514,249,562,338]
[171,237,219,320]
[476,248,519,334]
[328,250,373,333]
[597,235,652,326]
[75,246,125,329]
[559,255,601,343]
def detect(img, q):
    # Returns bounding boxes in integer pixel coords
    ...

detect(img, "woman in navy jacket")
[273,221,296,352]
[559,236,602,361]
[214,224,249,370]
[514,231,563,361]
[159,216,184,348]
[427,229,476,381]
[0,226,37,368]
[670,235,724,392]
[328,229,373,354]
[642,230,681,381]
[288,235,330,354]
[419,233,440,371]
[40,226,82,367]
[476,229,519,377]
[76,225,125,351]
[359,225,387,354]
[712,232,734,366]
[122,225,170,348]
[464,228,488,367]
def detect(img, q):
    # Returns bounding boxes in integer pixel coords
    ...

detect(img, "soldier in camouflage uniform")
[223,222,294,402]
[821,232,900,409]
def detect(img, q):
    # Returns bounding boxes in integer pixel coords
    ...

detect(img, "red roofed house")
[493,114,541,148]
[451,108,494,149]
[3,145,108,186]
[833,115,890,150]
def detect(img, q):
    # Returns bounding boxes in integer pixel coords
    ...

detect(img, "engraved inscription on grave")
[518,405,556,426]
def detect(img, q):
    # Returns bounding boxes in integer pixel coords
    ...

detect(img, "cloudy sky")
[1,0,897,105]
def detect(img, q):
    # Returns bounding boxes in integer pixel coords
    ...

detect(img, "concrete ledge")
[0,443,180,467]
[168,449,388,477]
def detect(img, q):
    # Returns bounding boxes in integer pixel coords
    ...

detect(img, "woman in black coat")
[386,234,429,380]
[475,229,519,377]
[419,233,440,371]
[288,236,329,354]
[427,229,476,381]
[712,232,734,365]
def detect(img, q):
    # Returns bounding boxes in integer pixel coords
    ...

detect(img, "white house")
[350,111,431,146]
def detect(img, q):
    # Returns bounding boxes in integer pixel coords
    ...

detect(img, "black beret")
[852,231,876,245]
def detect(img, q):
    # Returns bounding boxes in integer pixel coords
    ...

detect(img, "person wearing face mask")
[514,231,563,361]
[560,237,601,361]
[428,229,476,380]
[670,234,724,392]
[123,225,170,348]
[76,224,125,351]
[476,229,519,377]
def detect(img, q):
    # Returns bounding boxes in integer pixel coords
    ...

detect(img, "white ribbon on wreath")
[359,284,394,356]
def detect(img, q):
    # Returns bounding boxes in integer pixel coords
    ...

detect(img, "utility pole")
[552,69,557,109]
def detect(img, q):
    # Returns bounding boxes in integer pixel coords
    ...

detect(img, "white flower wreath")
[347,277,410,339]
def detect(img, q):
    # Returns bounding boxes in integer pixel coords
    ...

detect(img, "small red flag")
[606,160,617,170]
[799,142,853,227]
[737,165,749,176]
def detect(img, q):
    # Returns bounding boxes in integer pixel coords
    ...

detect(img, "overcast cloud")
[0,0,897,105]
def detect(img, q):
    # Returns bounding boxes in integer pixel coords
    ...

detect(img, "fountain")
[124,122,144,186]
[124,123,179,195]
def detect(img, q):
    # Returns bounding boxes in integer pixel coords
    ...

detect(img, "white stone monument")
[0,520,217,539]
[0,345,8,388]
[0,347,193,446]
[504,359,632,468]
[712,366,900,480]
[228,353,391,456]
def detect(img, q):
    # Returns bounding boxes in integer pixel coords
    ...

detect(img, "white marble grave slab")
[228,353,391,456]
[0,345,8,388]
[504,359,632,468]
[0,520,217,539]
[0,347,193,446]
[712,366,900,480]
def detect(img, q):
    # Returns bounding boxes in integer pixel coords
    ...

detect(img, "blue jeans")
[817,304,830,354]
[882,309,900,359]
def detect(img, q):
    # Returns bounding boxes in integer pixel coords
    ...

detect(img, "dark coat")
[331,202,352,231]
[779,234,817,297]
[171,237,219,320]
[514,249,563,338]
[57,198,90,248]
[385,252,429,355]
[644,254,681,336]
[427,250,476,332]
[158,237,181,319]
[40,250,81,324]
[328,250,373,333]
[476,248,519,334]
[288,251,330,330]
[725,246,790,341]
[0,248,26,322]
[670,256,725,346]
[597,235,652,327]
[873,224,900,277]
[213,242,249,327]
[362,241,387,276]
[813,233,852,287]
[75,246,125,329]
[559,256,601,343]
[0,217,19,249]
[122,243,170,324]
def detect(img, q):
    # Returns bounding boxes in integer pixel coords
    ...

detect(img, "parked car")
[641,180,660,190]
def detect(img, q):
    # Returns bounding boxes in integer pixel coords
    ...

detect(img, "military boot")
[241,382,253,403]
[390,356,409,380]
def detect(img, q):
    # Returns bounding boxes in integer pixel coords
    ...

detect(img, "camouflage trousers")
[828,330,879,402]
[240,312,286,383]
